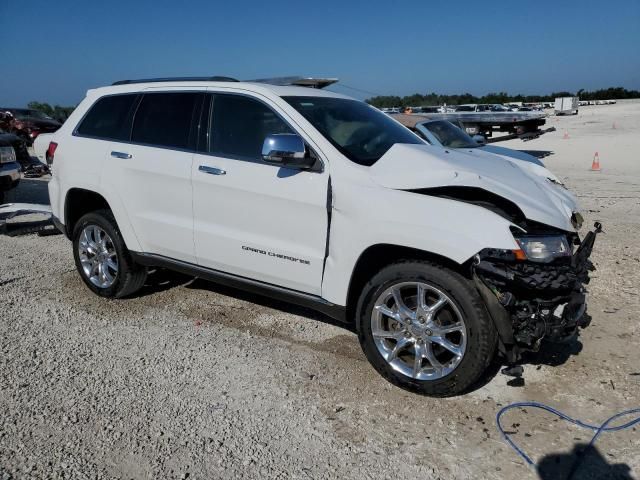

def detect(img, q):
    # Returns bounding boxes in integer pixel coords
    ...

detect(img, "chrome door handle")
[111,151,132,159]
[199,165,226,176]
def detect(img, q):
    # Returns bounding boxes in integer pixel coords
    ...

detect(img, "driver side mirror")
[472,134,487,146]
[261,134,317,170]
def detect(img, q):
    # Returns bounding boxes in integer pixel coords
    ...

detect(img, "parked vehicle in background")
[0,127,47,177]
[420,106,443,113]
[0,141,20,204]
[0,108,62,145]
[392,108,550,142]
[33,133,54,166]
[454,104,476,112]
[476,104,512,112]
[19,76,599,397]
[554,97,579,115]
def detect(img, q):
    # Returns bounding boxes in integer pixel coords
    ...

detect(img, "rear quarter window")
[76,94,139,140]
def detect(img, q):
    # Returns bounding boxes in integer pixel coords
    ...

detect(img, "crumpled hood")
[370,144,577,231]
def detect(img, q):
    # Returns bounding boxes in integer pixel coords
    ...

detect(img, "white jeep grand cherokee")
[45,77,599,396]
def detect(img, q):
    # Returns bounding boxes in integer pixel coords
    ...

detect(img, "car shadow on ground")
[138,268,196,296]
[137,268,355,333]
[537,443,633,480]
[519,150,554,159]
[464,338,584,392]
[6,176,50,204]
[137,269,586,393]
[522,338,584,367]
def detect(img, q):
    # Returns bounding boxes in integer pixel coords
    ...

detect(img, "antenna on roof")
[248,76,339,89]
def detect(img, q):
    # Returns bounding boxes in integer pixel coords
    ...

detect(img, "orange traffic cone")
[563,130,570,139]
[591,152,601,171]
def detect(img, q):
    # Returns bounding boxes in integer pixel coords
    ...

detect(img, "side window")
[210,94,293,160]
[131,92,200,149]
[76,94,138,140]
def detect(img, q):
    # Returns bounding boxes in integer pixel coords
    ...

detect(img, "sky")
[1,0,639,106]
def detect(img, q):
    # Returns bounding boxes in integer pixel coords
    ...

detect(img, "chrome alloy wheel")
[371,282,467,381]
[78,225,118,288]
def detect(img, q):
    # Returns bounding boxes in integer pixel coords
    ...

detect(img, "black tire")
[356,260,497,397]
[72,209,147,298]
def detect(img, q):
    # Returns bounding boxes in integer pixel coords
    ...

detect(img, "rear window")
[76,94,138,140]
[131,92,201,149]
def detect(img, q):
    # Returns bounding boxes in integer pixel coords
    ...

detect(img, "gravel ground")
[1,102,639,479]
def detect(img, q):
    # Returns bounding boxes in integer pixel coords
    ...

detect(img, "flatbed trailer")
[408,111,552,142]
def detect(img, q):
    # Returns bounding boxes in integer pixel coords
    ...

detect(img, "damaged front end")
[473,222,602,364]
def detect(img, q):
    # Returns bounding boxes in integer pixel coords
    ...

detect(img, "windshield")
[283,96,422,166]
[420,120,478,149]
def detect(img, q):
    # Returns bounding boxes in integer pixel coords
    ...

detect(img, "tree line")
[366,87,640,108]
[25,85,640,116]
[26,102,76,122]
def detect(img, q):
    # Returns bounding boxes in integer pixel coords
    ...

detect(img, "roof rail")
[112,76,239,86]
[249,76,339,89]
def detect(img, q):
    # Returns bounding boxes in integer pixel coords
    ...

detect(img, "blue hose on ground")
[496,402,640,472]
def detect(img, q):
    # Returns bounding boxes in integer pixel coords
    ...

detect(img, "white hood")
[369,144,578,232]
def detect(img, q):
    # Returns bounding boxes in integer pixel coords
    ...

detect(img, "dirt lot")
[1,101,639,479]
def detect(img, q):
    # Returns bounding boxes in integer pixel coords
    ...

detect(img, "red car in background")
[0,108,61,146]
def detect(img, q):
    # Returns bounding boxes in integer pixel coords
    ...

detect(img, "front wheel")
[356,261,497,397]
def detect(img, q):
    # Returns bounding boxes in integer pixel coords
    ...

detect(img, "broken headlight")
[515,235,571,263]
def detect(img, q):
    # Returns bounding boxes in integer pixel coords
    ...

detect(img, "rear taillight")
[46,142,58,165]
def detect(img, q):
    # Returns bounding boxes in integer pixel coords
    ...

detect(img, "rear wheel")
[72,209,147,298]
[356,260,497,397]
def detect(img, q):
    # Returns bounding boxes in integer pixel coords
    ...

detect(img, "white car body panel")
[369,144,575,232]
[451,147,579,218]
[106,142,196,263]
[414,119,570,190]
[32,133,53,165]
[321,180,520,305]
[192,151,329,294]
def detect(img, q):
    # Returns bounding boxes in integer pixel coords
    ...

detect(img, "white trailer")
[555,96,579,115]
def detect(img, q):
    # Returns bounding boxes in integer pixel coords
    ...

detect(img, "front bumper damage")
[473,222,602,364]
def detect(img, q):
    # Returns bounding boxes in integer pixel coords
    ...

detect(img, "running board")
[0,203,59,236]
[131,252,347,323]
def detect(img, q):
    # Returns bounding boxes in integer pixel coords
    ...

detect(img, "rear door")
[104,90,204,262]
[192,92,329,294]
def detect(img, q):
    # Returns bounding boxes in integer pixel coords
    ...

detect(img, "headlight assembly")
[515,235,571,263]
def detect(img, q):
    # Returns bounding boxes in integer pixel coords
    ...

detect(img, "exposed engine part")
[473,223,601,362]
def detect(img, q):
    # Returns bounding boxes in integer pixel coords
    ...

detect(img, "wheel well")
[345,244,467,322]
[64,188,110,237]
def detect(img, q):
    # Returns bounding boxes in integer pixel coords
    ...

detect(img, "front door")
[192,93,329,294]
